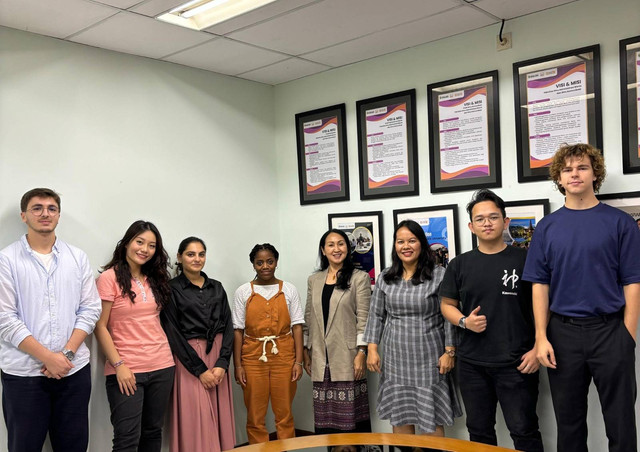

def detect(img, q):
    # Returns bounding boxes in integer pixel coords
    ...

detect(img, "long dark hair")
[102,220,171,308]
[384,220,435,286]
[317,229,354,290]
[175,236,207,276]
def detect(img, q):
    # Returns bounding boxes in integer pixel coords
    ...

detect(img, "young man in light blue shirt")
[0,187,101,452]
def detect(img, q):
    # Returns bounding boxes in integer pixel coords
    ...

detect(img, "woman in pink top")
[95,220,175,452]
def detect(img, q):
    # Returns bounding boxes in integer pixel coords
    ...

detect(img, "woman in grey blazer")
[303,229,373,438]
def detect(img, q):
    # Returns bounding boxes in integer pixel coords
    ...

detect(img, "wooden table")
[233,433,516,451]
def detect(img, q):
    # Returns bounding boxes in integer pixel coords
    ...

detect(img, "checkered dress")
[363,266,461,432]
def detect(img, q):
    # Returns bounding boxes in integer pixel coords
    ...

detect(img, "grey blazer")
[304,268,371,382]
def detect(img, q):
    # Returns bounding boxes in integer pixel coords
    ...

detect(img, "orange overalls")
[241,281,296,444]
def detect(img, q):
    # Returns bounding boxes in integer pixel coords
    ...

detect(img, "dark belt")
[551,309,623,326]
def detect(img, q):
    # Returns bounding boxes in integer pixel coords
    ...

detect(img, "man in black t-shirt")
[440,189,543,452]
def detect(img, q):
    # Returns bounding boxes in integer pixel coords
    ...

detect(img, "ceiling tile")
[303,5,497,67]
[69,11,211,59]
[237,57,330,84]
[93,0,144,9]
[129,0,185,17]
[204,0,318,35]
[0,0,118,39]
[228,0,459,55]
[164,37,288,75]
[473,0,578,20]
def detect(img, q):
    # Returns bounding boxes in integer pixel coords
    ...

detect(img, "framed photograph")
[328,211,384,288]
[598,191,640,224]
[427,71,501,193]
[470,199,550,249]
[295,104,349,205]
[356,90,418,200]
[513,45,602,182]
[393,205,459,268]
[620,36,640,174]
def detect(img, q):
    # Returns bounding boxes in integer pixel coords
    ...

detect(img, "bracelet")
[113,360,124,368]
[295,362,303,367]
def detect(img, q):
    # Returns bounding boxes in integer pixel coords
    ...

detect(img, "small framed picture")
[470,199,550,249]
[328,211,384,287]
[393,205,459,268]
[295,104,349,205]
[598,191,640,224]
[356,90,418,200]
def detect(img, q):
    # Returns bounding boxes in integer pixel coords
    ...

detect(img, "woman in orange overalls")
[232,243,304,444]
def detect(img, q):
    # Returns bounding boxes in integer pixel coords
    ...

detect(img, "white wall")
[1,0,640,449]
[0,25,277,450]
[273,0,640,450]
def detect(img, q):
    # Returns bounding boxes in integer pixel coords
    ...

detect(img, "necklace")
[326,268,340,283]
[133,276,148,302]
[402,269,415,280]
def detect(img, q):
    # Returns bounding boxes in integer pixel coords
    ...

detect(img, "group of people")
[0,194,238,452]
[0,142,638,452]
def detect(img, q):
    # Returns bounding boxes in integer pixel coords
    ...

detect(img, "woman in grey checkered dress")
[364,220,461,436]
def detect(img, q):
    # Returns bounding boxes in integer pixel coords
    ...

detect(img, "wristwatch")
[458,316,467,329]
[445,349,456,357]
[61,348,75,361]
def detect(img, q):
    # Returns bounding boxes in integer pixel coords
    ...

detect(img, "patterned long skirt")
[313,366,371,432]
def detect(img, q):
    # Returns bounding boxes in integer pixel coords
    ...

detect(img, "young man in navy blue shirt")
[523,143,640,452]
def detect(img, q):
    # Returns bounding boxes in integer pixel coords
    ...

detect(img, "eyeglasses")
[26,205,59,216]
[472,215,502,225]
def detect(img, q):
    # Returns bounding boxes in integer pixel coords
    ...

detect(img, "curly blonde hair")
[549,143,606,195]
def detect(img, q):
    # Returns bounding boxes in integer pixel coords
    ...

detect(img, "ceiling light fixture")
[158,0,277,31]
[175,0,230,18]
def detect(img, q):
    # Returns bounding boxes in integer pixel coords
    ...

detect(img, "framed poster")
[427,71,501,193]
[470,199,550,249]
[393,205,459,268]
[620,35,640,174]
[513,45,602,182]
[295,104,349,205]
[598,191,640,224]
[356,90,418,200]
[328,211,384,288]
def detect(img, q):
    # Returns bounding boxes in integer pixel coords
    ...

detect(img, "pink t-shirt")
[96,268,174,375]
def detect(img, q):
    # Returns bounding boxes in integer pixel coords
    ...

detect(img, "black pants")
[458,359,543,452]
[106,366,175,452]
[547,312,637,452]
[1,364,91,452]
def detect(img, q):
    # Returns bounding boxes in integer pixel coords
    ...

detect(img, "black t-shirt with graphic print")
[439,246,534,367]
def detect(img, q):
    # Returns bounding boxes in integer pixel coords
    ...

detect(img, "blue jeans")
[458,359,543,452]
[1,364,91,452]
[106,366,175,452]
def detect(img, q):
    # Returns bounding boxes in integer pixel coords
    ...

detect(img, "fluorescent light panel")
[158,0,278,30]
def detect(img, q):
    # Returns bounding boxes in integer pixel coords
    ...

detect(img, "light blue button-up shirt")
[0,235,102,377]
